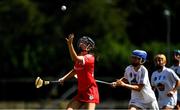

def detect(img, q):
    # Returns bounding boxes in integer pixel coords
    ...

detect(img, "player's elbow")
[177,80,180,87]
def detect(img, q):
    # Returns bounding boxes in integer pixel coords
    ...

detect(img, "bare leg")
[80,102,96,110]
[128,105,141,110]
[66,99,82,110]
[162,106,173,110]
[175,101,180,110]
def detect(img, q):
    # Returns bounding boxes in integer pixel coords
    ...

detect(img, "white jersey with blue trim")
[124,65,157,103]
[171,64,180,102]
[151,66,180,108]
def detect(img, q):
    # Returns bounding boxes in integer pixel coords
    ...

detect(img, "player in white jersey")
[112,50,159,110]
[170,50,180,109]
[171,50,180,75]
[151,54,180,109]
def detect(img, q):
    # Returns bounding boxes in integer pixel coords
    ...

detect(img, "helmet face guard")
[77,36,95,51]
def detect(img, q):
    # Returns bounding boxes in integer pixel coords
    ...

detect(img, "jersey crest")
[130,73,138,84]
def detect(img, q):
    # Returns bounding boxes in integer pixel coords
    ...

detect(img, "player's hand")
[58,78,65,85]
[116,79,125,87]
[167,90,175,97]
[111,82,117,88]
[65,33,74,44]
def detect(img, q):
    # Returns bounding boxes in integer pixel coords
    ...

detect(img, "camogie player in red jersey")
[58,33,99,110]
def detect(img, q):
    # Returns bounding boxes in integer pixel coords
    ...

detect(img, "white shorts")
[129,100,159,110]
[158,97,177,109]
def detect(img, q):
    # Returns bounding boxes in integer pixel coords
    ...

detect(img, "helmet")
[174,49,180,55]
[132,50,147,60]
[77,36,95,51]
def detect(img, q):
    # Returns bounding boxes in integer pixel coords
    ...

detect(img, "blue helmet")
[132,50,147,60]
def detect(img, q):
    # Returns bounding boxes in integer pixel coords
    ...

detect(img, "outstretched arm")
[58,69,76,84]
[113,77,144,92]
[66,33,83,63]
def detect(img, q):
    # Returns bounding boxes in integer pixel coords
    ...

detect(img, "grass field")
[0,100,129,109]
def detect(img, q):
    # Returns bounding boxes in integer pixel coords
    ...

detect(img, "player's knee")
[80,103,96,110]
[86,103,96,110]
[66,108,73,110]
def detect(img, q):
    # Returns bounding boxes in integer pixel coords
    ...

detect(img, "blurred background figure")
[171,50,180,75]
[151,54,180,110]
[170,49,180,109]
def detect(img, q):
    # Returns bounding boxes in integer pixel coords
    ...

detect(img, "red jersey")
[74,54,99,103]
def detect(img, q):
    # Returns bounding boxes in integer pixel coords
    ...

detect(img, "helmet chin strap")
[140,58,146,64]
[78,42,92,53]
[80,45,89,53]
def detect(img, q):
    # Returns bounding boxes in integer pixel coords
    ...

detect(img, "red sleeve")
[84,54,94,64]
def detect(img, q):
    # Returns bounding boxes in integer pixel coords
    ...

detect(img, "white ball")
[61,5,66,11]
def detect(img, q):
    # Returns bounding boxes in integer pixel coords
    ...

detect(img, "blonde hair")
[154,54,167,65]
